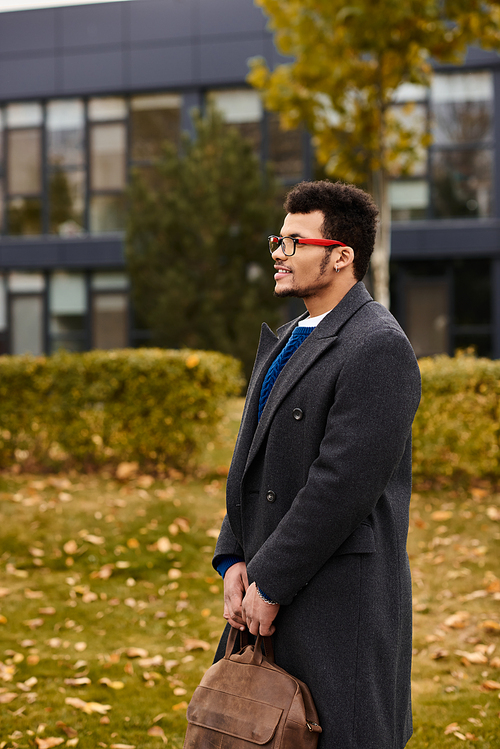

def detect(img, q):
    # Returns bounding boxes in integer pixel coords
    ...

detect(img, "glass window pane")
[7,197,42,235]
[47,99,85,167]
[131,94,182,161]
[91,272,129,290]
[431,148,492,218]
[88,97,127,121]
[89,195,125,233]
[9,272,45,293]
[431,72,493,104]
[49,271,86,353]
[0,275,6,331]
[431,72,493,145]
[10,294,44,355]
[268,112,303,181]
[7,129,42,194]
[6,102,43,128]
[50,271,86,314]
[453,333,491,358]
[49,169,85,235]
[405,279,449,358]
[393,83,428,103]
[208,89,262,124]
[453,258,491,326]
[90,123,126,190]
[390,180,429,221]
[92,292,128,349]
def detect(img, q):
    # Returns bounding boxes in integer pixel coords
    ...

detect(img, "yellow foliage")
[413,351,500,484]
[0,348,243,473]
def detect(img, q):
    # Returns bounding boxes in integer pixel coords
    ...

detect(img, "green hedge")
[0,348,243,473]
[413,352,500,485]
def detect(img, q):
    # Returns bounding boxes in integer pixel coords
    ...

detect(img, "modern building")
[0,0,499,358]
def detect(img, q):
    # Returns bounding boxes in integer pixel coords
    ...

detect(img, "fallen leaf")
[127,538,140,549]
[455,650,488,665]
[98,678,125,689]
[444,611,470,629]
[172,701,188,711]
[482,680,500,690]
[63,541,79,555]
[0,588,11,597]
[64,678,91,687]
[0,692,17,703]
[65,697,111,714]
[147,725,167,742]
[39,607,56,616]
[82,534,104,546]
[35,739,65,749]
[66,740,79,748]
[430,649,449,660]
[110,745,136,749]
[74,642,87,652]
[24,618,44,629]
[55,722,78,738]
[125,647,148,658]
[479,620,500,633]
[184,638,210,652]
[24,589,44,599]
[431,510,452,521]
[490,656,500,668]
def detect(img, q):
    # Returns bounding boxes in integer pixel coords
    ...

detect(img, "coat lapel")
[243,283,374,474]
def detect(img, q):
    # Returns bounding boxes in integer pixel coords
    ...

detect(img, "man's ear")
[337,246,354,270]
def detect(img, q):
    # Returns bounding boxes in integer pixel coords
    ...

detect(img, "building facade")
[0,0,499,358]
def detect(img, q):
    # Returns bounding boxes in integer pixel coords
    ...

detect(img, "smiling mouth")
[274,266,292,278]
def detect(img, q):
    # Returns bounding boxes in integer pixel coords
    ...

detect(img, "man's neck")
[304,278,358,317]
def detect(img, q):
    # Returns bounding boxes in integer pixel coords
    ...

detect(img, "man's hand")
[223,562,249,631]
[242,582,280,636]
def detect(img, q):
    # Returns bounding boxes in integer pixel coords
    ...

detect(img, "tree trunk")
[370,169,391,309]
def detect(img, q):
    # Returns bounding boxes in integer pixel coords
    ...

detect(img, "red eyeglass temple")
[272,236,347,247]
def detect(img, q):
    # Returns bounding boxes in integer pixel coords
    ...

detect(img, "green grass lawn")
[0,398,499,748]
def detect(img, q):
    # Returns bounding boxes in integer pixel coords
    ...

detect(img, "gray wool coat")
[213,282,421,749]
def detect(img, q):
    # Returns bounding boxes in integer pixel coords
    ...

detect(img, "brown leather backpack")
[184,627,322,748]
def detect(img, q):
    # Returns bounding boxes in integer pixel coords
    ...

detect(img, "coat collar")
[243,282,373,474]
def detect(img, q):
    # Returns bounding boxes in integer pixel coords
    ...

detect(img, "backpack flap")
[187,685,283,745]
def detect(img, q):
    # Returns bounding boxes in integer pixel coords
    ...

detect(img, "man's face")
[272,211,338,301]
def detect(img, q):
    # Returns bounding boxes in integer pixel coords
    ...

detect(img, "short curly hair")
[283,180,378,281]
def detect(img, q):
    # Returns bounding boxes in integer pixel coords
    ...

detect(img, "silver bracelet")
[256,586,279,605]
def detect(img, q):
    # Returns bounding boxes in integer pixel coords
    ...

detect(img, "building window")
[130,93,182,161]
[8,271,46,356]
[208,88,263,154]
[6,102,43,236]
[47,99,85,236]
[267,112,304,183]
[393,259,493,358]
[49,271,87,353]
[389,71,494,221]
[88,98,127,233]
[430,71,494,219]
[91,272,129,349]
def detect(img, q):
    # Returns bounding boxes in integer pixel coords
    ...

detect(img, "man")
[213,180,421,748]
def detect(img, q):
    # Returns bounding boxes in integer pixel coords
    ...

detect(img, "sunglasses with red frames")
[268,235,348,257]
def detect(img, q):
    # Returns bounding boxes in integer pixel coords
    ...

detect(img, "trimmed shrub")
[413,352,500,485]
[0,348,243,473]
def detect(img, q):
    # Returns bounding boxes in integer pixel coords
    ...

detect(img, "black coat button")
[266,490,276,503]
[292,408,304,420]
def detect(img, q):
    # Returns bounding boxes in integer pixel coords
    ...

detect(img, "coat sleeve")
[246,327,421,605]
[212,514,245,570]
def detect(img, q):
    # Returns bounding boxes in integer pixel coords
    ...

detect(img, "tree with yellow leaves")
[248,0,500,306]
